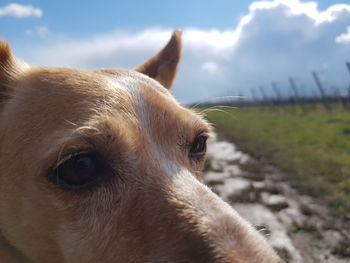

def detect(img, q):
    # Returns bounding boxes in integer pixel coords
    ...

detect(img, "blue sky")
[1,0,350,103]
[0,1,341,43]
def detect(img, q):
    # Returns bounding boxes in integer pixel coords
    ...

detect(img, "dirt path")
[205,138,350,263]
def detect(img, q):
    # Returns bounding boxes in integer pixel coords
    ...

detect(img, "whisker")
[198,106,238,119]
[190,95,245,109]
[202,105,238,111]
[200,108,230,115]
[64,119,79,127]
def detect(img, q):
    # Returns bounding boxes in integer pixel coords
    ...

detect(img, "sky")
[1,0,350,103]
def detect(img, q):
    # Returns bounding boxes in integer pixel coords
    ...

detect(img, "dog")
[0,30,283,263]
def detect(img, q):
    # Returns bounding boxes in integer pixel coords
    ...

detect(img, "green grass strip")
[204,106,350,218]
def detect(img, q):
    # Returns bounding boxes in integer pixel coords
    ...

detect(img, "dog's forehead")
[18,67,205,130]
[20,67,175,109]
[99,68,176,103]
[105,69,208,131]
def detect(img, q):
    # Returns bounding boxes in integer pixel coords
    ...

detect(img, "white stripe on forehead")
[116,74,177,105]
[113,74,178,128]
[115,75,154,127]
[111,74,182,176]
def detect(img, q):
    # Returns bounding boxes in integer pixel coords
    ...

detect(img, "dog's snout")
[148,172,282,263]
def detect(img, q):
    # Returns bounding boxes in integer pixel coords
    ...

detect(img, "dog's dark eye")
[190,135,207,157]
[48,153,109,189]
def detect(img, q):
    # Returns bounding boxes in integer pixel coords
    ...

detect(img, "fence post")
[345,63,350,109]
[271,82,283,112]
[312,71,332,112]
[259,85,268,111]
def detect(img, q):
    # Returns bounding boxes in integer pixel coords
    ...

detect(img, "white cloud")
[183,29,237,54]
[249,0,350,24]
[27,28,238,69]
[25,26,48,38]
[0,3,42,18]
[336,26,350,43]
[18,0,350,103]
[28,29,172,68]
[201,61,220,74]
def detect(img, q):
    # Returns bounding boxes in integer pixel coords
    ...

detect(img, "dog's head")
[0,31,282,263]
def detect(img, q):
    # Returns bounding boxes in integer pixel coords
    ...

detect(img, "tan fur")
[0,42,22,102]
[0,32,283,263]
[135,30,182,89]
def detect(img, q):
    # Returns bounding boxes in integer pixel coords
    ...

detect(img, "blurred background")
[2,0,350,104]
[2,0,350,262]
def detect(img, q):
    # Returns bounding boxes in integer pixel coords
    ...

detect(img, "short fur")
[0,32,283,263]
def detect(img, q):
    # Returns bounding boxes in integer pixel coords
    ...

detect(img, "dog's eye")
[190,135,207,157]
[48,153,109,189]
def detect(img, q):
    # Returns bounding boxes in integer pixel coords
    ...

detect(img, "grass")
[204,105,350,218]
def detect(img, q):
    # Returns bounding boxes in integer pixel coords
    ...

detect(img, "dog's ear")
[0,41,27,102]
[135,30,182,90]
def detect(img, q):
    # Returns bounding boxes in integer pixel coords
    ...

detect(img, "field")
[204,105,350,218]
